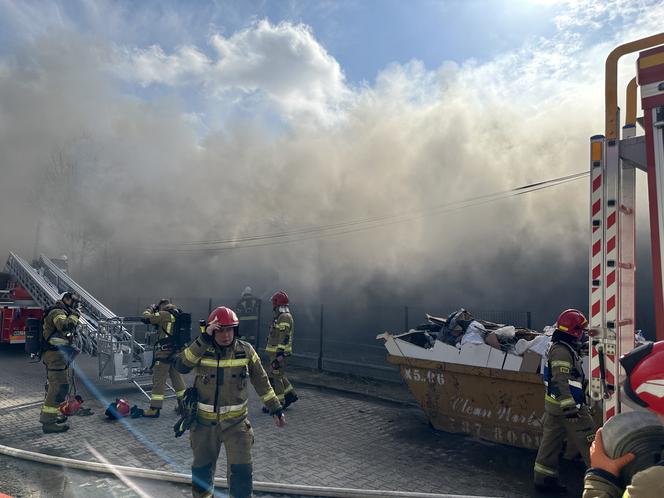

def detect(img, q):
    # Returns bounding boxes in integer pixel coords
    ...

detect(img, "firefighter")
[235,286,261,347]
[534,309,597,493]
[141,299,186,417]
[583,341,664,497]
[174,306,285,498]
[40,291,81,433]
[264,290,298,409]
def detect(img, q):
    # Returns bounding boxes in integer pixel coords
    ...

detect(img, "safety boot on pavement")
[42,422,70,434]
[534,478,567,494]
[142,407,160,418]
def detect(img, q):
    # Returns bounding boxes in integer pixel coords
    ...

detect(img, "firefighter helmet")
[555,309,588,340]
[620,341,664,416]
[59,291,81,305]
[242,286,252,297]
[207,306,239,328]
[59,395,83,416]
[271,291,289,308]
[105,398,131,419]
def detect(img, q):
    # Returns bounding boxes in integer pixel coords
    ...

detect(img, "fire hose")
[0,443,495,498]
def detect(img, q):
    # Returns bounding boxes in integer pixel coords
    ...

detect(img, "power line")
[160,171,588,253]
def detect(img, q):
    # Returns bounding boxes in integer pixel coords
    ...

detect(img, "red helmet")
[271,291,289,308]
[621,341,664,416]
[555,309,588,340]
[59,395,83,416]
[105,398,131,419]
[207,306,239,327]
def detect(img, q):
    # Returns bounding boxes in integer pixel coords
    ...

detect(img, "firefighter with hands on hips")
[40,291,82,433]
[534,309,597,493]
[141,299,187,417]
[175,306,285,498]
[264,291,298,410]
[583,341,664,498]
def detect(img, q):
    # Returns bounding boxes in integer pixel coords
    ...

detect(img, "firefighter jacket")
[583,459,664,498]
[236,296,260,319]
[143,306,177,360]
[175,335,281,428]
[543,341,586,416]
[42,302,79,369]
[266,312,293,355]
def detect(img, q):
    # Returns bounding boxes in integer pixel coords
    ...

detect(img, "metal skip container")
[379,329,547,450]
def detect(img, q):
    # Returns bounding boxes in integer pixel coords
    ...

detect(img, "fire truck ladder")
[4,252,145,358]
[589,33,664,421]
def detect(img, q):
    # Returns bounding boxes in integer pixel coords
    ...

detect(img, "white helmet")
[242,286,252,297]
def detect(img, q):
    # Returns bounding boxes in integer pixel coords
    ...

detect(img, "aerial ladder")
[589,33,664,421]
[2,252,168,399]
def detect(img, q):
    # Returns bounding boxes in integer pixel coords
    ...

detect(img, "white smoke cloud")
[0,1,663,329]
[117,20,351,125]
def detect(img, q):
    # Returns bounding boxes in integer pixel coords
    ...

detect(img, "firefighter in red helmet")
[264,291,298,409]
[534,309,597,493]
[175,306,285,498]
[583,341,664,497]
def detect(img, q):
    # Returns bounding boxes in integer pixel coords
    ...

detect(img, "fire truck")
[0,272,43,345]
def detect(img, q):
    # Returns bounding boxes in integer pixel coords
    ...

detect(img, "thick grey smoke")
[0,11,661,336]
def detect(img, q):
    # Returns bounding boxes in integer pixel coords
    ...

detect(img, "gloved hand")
[205,323,221,336]
[270,359,281,371]
[590,428,635,477]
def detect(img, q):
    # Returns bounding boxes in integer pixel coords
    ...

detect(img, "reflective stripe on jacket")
[176,336,281,428]
[266,312,293,354]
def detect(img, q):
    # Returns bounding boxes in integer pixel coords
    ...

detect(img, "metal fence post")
[318,303,324,372]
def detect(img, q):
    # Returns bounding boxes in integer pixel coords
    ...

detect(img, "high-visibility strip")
[284,385,294,394]
[265,346,292,353]
[276,394,285,401]
[274,323,290,330]
[639,51,664,69]
[49,337,69,346]
[560,398,576,407]
[197,407,248,421]
[545,395,560,405]
[261,390,278,403]
[175,390,186,398]
[197,401,247,414]
[41,405,60,414]
[151,394,165,401]
[568,380,583,389]
[534,463,558,477]
[183,348,200,363]
[550,360,572,368]
[199,358,249,368]
[251,352,260,364]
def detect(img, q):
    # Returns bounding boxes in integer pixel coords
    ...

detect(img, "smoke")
[1,4,663,334]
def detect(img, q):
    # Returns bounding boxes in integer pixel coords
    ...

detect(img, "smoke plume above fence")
[1,5,662,332]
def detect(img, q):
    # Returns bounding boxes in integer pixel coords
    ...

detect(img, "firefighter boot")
[142,407,161,418]
[42,422,70,434]
[534,478,568,494]
[56,415,68,424]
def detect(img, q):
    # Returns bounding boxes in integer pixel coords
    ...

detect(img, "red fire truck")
[0,273,43,345]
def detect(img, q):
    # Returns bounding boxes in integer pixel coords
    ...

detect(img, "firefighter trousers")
[150,358,186,409]
[190,418,254,498]
[534,407,596,485]
[267,353,295,404]
[40,350,70,425]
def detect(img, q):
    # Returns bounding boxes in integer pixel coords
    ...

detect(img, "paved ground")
[0,345,585,497]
